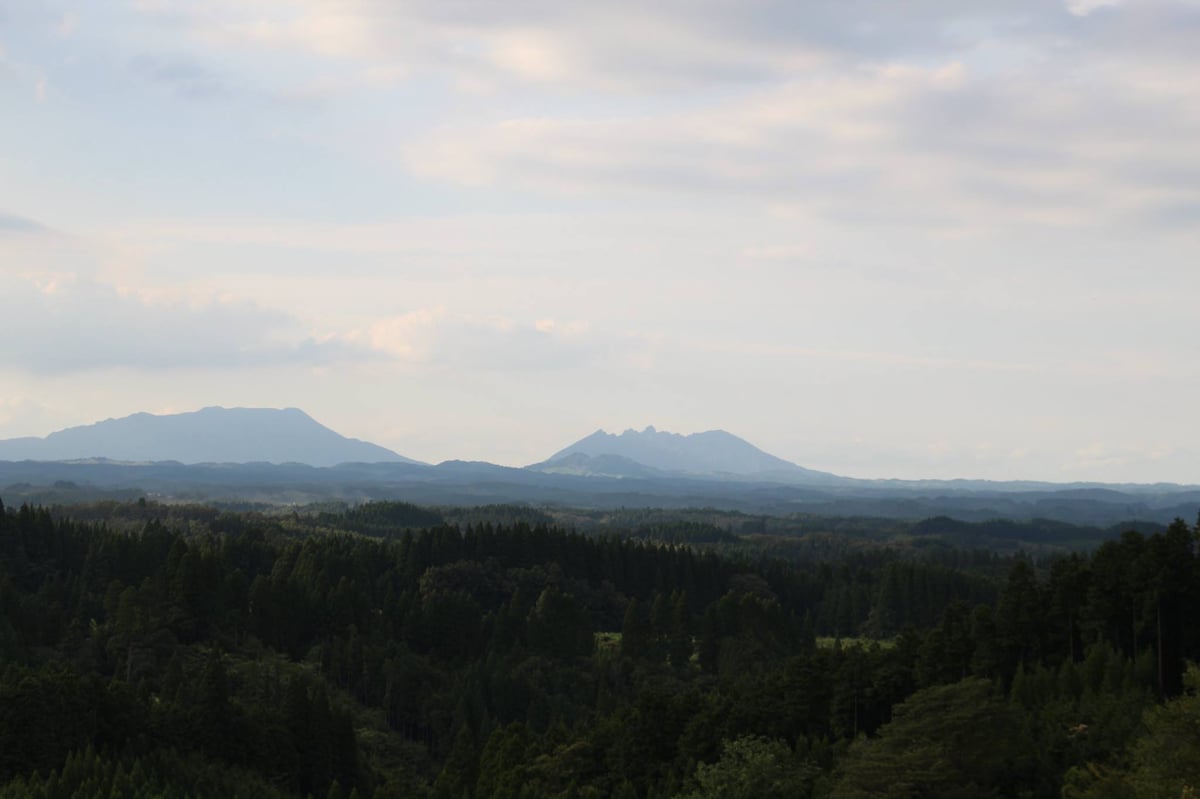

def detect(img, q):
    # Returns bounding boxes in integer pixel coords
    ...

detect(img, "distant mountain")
[0,407,417,467]
[531,452,666,479]
[531,426,841,483]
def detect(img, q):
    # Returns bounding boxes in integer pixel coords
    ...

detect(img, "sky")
[1,0,1198,483]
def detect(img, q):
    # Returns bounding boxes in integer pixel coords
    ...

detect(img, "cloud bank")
[0,274,365,373]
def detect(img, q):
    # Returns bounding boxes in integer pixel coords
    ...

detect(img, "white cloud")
[125,1,1200,95]
[129,0,830,92]
[337,308,610,372]
[0,273,371,373]
[351,306,446,361]
[96,0,1200,236]
[405,52,1200,232]
[1065,0,1123,16]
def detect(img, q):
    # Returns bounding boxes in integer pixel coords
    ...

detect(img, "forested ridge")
[1,497,1199,798]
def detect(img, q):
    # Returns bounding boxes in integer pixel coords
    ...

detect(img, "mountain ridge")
[0,406,417,467]
[530,425,843,484]
[3,411,1198,492]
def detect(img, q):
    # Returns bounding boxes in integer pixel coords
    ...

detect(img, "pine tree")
[433,724,479,799]
[621,598,652,662]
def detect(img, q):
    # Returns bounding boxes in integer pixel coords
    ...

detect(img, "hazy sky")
[2,0,1199,482]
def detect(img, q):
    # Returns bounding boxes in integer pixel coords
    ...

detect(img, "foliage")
[674,736,819,799]
[0,497,1196,797]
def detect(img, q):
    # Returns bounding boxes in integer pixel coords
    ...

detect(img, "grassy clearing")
[816,636,896,650]
[595,631,622,652]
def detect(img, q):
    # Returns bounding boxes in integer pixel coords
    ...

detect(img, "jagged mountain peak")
[532,426,838,483]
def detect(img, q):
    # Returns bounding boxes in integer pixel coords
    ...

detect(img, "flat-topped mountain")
[531,425,840,483]
[0,406,415,467]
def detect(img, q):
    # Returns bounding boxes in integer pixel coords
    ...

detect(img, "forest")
[1,497,1199,798]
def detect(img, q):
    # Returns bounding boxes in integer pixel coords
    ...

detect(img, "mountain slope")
[0,407,416,467]
[533,426,840,483]
[529,452,666,479]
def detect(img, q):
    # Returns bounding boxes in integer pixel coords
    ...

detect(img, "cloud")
[130,55,227,99]
[1065,0,1123,16]
[0,274,372,373]
[113,0,1200,235]
[128,0,1195,94]
[0,211,46,233]
[133,0,826,91]
[55,11,76,37]
[339,308,610,372]
[404,45,1200,231]
[431,316,602,371]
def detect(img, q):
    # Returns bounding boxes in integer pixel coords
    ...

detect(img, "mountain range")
[0,407,414,468]
[0,408,828,481]
[0,408,1197,527]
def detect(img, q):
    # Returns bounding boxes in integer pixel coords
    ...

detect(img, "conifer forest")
[2,498,1199,798]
